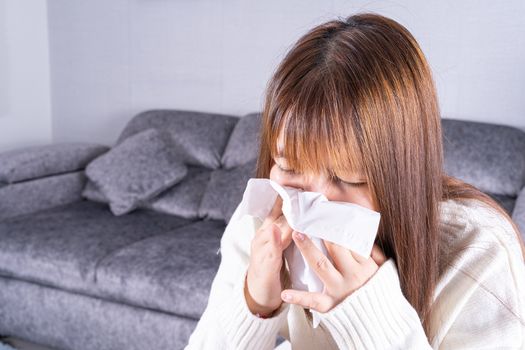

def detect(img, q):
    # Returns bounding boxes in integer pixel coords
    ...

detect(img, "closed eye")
[276,162,366,187]
[276,163,298,175]
[331,175,367,187]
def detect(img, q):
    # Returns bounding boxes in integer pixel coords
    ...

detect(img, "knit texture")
[185,198,525,349]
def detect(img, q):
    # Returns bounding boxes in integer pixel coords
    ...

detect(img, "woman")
[186,12,525,349]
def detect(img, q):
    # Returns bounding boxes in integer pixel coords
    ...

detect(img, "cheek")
[332,186,377,212]
[269,164,285,184]
[345,189,377,212]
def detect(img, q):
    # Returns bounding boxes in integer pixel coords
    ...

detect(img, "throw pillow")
[81,179,108,204]
[85,128,188,215]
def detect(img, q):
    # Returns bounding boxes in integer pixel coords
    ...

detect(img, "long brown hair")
[255,12,525,339]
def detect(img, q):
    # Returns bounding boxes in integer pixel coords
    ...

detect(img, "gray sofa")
[0,109,524,350]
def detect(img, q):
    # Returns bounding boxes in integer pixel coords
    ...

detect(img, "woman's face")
[269,132,378,212]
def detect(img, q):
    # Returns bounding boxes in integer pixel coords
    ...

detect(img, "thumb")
[371,243,387,266]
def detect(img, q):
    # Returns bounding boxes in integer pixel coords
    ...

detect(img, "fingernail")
[293,231,305,241]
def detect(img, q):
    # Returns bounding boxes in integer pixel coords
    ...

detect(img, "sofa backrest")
[220,112,261,169]
[116,109,239,169]
[442,119,525,214]
[114,109,525,226]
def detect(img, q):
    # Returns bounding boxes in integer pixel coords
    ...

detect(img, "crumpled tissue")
[229,178,381,328]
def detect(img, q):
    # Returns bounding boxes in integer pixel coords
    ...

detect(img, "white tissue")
[230,178,381,328]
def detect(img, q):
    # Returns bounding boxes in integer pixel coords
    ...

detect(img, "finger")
[262,195,283,228]
[325,241,376,265]
[267,223,282,246]
[371,243,387,266]
[272,224,281,245]
[274,215,293,249]
[255,223,281,246]
[350,250,368,264]
[292,231,341,285]
[323,240,359,275]
[252,225,282,259]
[281,289,333,313]
[256,227,284,274]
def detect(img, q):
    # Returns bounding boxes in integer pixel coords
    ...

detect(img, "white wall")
[6,0,525,150]
[0,0,52,152]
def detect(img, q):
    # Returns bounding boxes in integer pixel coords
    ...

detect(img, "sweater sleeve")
[318,242,525,350]
[184,213,290,350]
[317,258,432,349]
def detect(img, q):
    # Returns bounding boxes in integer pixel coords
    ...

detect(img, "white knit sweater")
[185,198,525,349]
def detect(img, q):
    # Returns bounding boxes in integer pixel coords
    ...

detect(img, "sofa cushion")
[442,119,525,196]
[0,200,194,297]
[94,220,225,319]
[143,166,212,219]
[0,200,222,320]
[116,110,238,169]
[198,160,256,223]
[85,128,188,216]
[221,112,261,169]
[0,143,109,184]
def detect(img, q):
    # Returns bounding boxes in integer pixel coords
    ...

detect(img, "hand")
[244,196,294,316]
[280,230,387,313]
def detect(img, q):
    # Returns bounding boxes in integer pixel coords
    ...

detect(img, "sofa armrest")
[0,142,109,184]
[0,171,87,221]
[512,187,525,240]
